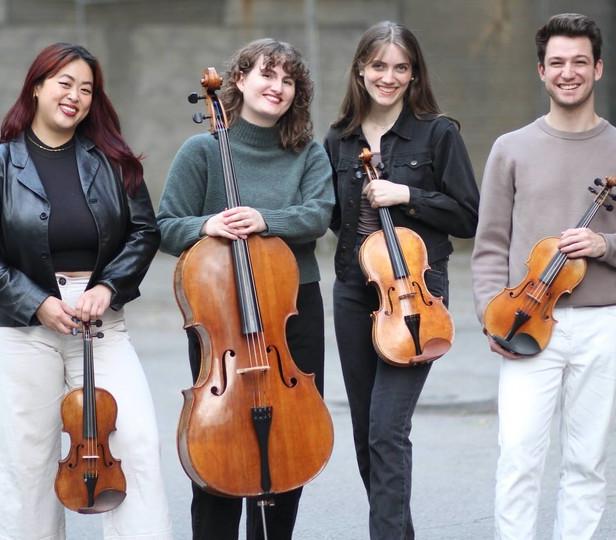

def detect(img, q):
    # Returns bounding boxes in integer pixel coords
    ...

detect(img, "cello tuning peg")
[95,332,104,339]
[192,112,208,124]
[187,92,204,104]
[604,204,614,211]
[588,186,597,194]
[594,177,603,186]
[93,319,103,327]
[354,170,364,180]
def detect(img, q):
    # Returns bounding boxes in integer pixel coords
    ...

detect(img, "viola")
[55,319,126,513]
[484,176,616,356]
[175,68,333,501]
[358,148,454,366]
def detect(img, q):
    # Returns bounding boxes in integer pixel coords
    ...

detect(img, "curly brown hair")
[220,38,314,152]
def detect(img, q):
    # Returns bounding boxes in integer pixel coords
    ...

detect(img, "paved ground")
[65,244,616,539]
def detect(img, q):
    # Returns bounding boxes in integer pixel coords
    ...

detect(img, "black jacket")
[324,110,479,280]
[0,133,160,327]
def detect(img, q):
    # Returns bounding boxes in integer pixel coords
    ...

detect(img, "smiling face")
[538,35,603,114]
[236,55,296,127]
[31,58,93,145]
[362,43,412,114]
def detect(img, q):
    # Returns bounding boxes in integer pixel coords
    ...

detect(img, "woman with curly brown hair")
[157,38,334,540]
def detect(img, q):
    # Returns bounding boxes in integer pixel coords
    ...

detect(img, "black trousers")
[333,242,448,540]
[187,282,325,540]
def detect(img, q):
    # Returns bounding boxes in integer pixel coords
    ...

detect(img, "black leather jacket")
[324,110,479,281]
[0,133,160,327]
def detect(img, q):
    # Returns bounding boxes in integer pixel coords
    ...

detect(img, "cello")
[358,148,454,366]
[55,319,126,513]
[484,176,616,356]
[175,68,333,504]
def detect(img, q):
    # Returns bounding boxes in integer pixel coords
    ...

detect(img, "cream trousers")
[0,275,172,540]
[495,305,616,540]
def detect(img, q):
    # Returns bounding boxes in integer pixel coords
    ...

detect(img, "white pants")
[0,275,172,540]
[495,306,616,540]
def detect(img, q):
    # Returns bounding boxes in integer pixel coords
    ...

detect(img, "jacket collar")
[10,131,100,199]
[342,107,416,142]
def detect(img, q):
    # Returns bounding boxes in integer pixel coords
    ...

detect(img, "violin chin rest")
[78,489,126,514]
[492,333,541,357]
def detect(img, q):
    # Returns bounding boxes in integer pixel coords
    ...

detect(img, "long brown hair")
[1,42,143,195]
[333,21,441,136]
[221,38,313,152]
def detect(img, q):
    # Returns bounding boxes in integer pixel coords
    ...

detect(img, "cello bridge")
[237,366,270,375]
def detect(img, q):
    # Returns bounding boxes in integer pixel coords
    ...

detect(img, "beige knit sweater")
[471,116,616,321]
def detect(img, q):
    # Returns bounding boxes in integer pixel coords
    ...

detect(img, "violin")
[358,148,454,366]
[175,68,333,499]
[55,319,126,513]
[484,176,616,356]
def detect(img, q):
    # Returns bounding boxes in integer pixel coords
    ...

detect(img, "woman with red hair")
[0,43,172,539]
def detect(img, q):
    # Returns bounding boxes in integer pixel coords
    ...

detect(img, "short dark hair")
[535,13,602,65]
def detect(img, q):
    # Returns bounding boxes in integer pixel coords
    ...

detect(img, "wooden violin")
[484,176,616,356]
[175,68,333,498]
[358,148,454,366]
[55,319,126,514]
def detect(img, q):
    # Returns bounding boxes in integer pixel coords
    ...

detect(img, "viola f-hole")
[54,319,126,514]
[357,148,454,366]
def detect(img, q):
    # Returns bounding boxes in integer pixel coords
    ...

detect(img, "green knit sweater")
[157,118,334,283]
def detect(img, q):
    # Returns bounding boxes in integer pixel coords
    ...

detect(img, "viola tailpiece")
[357,148,454,366]
[54,319,126,514]
[484,176,616,357]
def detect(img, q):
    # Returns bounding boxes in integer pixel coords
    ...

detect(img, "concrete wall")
[0,0,613,205]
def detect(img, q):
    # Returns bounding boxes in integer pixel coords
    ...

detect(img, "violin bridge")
[237,366,270,375]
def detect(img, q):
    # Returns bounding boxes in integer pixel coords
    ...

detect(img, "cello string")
[215,105,267,406]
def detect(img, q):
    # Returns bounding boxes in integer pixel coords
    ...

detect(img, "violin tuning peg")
[187,92,204,104]
[594,177,603,186]
[354,170,364,180]
[94,319,103,327]
[376,162,385,171]
[95,332,104,339]
[588,186,597,194]
[610,194,616,201]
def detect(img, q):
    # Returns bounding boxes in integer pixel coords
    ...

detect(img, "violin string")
[516,194,605,317]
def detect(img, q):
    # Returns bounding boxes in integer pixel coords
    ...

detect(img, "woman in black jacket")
[324,21,479,540]
[0,43,172,539]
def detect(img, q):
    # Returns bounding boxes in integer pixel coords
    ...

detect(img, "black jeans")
[333,243,448,540]
[187,282,325,540]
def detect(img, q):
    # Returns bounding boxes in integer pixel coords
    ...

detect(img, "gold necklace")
[27,134,74,152]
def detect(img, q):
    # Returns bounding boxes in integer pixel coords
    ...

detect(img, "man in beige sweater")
[471,13,616,540]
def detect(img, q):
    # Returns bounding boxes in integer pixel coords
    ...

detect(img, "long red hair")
[1,42,143,195]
